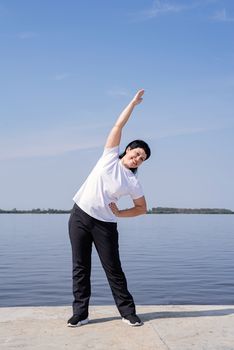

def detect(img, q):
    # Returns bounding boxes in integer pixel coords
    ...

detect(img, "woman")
[68,89,151,327]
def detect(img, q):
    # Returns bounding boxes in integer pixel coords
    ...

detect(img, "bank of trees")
[147,207,234,214]
[0,208,71,214]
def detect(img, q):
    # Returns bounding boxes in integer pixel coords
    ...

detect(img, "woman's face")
[122,147,147,169]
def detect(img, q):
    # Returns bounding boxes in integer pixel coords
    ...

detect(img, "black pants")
[68,204,136,318]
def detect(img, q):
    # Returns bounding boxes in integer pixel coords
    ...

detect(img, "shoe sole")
[122,318,143,327]
[67,317,89,327]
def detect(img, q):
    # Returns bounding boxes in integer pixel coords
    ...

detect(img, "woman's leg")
[68,205,93,318]
[91,220,136,317]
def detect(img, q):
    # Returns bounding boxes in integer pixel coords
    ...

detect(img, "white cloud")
[107,88,130,97]
[130,0,191,21]
[142,124,230,142]
[0,123,108,161]
[2,126,215,160]
[130,0,229,22]
[146,0,186,18]
[154,127,212,139]
[17,31,38,39]
[0,140,102,160]
[53,73,70,81]
[211,8,234,22]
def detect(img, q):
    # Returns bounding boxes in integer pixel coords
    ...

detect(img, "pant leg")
[91,220,136,317]
[68,205,93,318]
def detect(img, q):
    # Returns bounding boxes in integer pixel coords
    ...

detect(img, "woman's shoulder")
[102,145,119,156]
[100,146,120,163]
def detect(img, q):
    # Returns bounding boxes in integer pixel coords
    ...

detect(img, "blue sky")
[0,0,234,210]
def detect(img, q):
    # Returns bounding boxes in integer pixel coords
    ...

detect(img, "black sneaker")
[67,315,89,327]
[122,314,143,326]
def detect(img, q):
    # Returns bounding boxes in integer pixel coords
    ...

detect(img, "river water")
[0,214,234,306]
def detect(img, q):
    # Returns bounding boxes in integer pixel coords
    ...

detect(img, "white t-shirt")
[73,146,144,222]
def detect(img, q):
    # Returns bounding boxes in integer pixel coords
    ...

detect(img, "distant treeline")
[0,208,71,214]
[148,207,234,214]
[0,207,233,214]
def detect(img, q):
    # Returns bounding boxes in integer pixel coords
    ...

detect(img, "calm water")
[0,214,234,307]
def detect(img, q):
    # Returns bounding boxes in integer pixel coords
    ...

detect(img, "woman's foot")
[122,314,143,326]
[67,315,89,327]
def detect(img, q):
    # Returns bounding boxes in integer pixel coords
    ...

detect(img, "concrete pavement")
[1,305,234,350]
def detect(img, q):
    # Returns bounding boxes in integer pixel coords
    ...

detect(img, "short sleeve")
[129,178,144,200]
[102,146,119,159]
[95,146,119,169]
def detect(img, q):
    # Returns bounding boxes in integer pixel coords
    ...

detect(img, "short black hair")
[119,139,151,174]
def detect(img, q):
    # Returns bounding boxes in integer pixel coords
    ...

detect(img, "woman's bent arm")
[105,89,144,149]
[108,196,147,217]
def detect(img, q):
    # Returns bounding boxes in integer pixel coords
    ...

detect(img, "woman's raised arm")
[104,89,144,149]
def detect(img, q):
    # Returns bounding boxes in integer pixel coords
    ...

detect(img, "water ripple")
[0,214,234,306]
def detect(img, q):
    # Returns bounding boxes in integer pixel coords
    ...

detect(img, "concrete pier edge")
[1,305,234,349]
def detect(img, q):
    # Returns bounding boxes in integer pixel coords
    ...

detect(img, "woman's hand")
[108,202,120,217]
[132,89,144,106]
[109,197,147,218]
